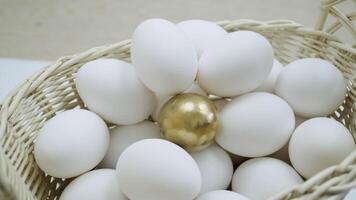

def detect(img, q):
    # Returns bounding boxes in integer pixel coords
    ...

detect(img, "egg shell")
[76,58,156,125]
[344,187,356,200]
[131,18,198,95]
[289,117,355,178]
[216,92,295,157]
[178,19,227,57]
[59,169,127,200]
[196,190,249,200]
[275,58,346,118]
[34,109,109,178]
[232,157,303,200]
[116,139,202,200]
[185,82,208,95]
[198,31,274,97]
[151,82,207,122]
[255,59,283,93]
[151,94,172,122]
[99,120,161,169]
[190,143,233,194]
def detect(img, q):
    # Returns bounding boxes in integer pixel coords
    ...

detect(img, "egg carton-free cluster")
[33,19,355,200]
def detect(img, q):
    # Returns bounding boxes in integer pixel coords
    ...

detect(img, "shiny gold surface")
[159,93,218,152]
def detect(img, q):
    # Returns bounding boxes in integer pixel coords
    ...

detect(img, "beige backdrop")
[0,0,333,60]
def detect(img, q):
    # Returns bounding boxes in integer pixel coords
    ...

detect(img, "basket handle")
[315,0,356,46]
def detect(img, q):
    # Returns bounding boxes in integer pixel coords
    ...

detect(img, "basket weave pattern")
[0,1,355,200]
[315,0,356,47]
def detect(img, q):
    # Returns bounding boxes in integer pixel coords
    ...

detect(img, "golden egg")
[159,93,218,151]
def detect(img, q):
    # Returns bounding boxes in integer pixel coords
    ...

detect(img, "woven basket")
[1,0,355,199]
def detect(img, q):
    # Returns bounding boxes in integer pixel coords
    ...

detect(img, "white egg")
[59,169,127,200]
[185,82,207,95]
[198,31,273,97]
[232,157,303,200]
[275,58,346,118]
[255,59,283,93]
[196,190,249,200]
[177,19,227,57]
[99,120,161,169]
[344,187,356,200]
[34,109,109,178]
[116,139,201,200]
[289,117,355,178]
[216,92,295,157]
[190,144,233,194]
[151,83,206,121]
[76,58,156,125]
[151,94,172,122]
[131,18,198,95]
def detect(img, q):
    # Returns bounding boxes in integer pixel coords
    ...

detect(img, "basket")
[0,0,355,199]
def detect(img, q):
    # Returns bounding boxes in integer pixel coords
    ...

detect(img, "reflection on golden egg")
[159,93,218,151]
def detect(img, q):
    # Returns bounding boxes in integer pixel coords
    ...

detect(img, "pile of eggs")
[33,18,356,200]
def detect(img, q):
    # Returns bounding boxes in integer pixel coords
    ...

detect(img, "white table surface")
[0,58,50,102]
